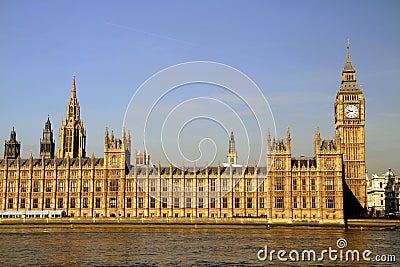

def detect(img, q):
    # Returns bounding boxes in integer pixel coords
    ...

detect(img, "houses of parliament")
[0,43,366,222]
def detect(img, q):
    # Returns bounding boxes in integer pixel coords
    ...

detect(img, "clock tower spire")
[342,39,356,82]
[334,40,366,217]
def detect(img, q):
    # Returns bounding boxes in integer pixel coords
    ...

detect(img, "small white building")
[367,172,387,217]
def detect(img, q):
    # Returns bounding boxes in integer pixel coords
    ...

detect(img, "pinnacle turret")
[40,116,55,158]
[229,131,236,154]
[4,127,21,159]
[227,131,237,165]
[71,74,77,99]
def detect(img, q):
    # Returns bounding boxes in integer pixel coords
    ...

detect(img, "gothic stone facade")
[0,43,367,223]
[0,144,343,223]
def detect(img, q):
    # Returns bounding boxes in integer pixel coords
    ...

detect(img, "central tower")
[227,131,237,165]
[57,75,86,158]
[334,40,367,212]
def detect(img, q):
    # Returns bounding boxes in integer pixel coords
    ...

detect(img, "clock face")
[344,105,359,118]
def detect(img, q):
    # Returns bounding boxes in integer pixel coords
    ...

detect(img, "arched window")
[112,156,117,166]
[276,159,283,169]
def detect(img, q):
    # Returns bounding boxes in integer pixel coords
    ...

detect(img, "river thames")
[0,226,398,266]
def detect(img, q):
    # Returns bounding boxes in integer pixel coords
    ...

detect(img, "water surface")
[0,227,398,266]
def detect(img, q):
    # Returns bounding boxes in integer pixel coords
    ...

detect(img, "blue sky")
[0,1,399,174]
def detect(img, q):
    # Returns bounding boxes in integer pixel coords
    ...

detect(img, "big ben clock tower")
[334,40,367,215]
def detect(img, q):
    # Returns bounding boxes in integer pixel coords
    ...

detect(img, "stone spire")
[285,128,291,152]
[10,127,16,141]
[343,39,355,72]
[227,131,237,165]
[45,115,51,130]
[341,39,357,84]
[66,74,81,121]
[57,75,86,158]
[40,116,55,159]
[266,128,271,154]
[229,131,236,154]
[334,129,341,151]
[4,127,21,159]
[71,74,77,99]
[314,128,321,155]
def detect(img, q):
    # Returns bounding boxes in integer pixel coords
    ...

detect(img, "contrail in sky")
[105,21,197,47]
